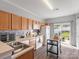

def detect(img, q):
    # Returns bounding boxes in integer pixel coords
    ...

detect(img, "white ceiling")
[1,0,79,20]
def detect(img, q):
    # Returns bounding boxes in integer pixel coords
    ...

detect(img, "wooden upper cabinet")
[12,14,22,30]
[32,20,34,29]
[0,10,41,30]
[8,13,11,30]
[28,19,33,30]
[33,20,36,29]
[21,17,28,30]
[0,11,11,30]
[38,21,41,29]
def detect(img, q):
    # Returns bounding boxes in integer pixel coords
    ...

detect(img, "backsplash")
[0,30,31,36]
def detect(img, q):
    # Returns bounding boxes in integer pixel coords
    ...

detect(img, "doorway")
[53,23,71,45]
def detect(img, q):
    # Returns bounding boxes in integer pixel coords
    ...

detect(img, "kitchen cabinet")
[0,11,11,30]
[28,19,33,30]
[33,20,40,29]
[29,39,36,49]
[32,20,35,29]
[0,10,42,30]
[37,21,41,29]
[12,14,22,30]
[16,49,34,59]
[47,40,61,57]
[21,17,28,30]
[33,20,36,29]
[8,13,12,30]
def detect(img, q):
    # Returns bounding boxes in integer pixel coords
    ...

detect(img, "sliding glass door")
[53,23,71,44]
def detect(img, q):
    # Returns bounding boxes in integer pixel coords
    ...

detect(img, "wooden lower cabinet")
[29,39,36,50]
[16,49,34,59]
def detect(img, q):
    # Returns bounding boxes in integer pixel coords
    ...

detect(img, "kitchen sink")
[7,42,29,55]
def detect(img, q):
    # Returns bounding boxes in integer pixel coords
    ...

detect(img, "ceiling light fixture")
[43,0,54,10]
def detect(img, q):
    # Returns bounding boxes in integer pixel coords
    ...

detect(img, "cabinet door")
[8,13,11,30]
[33,20,40,29]
[12,14,22,30]
[28,19,33,30]
[22,17,28,30]
[37,21,40,29]
[0,11,11,30]
[33,20,36,29]
[29,39,36,49]
[16,49,34,59]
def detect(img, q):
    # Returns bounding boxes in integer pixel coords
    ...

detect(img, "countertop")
[15,35,43,41]
[0,41,13,55]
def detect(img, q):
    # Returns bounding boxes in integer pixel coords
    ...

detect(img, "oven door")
[9,34,15,42]
[0,34,8,42]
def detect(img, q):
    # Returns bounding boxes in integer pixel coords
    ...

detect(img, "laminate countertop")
[0,41,13,55]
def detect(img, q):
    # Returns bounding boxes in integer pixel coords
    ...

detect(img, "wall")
[45,15,75,23]
[0,0,41,21]
[71,19,76,46]
[0,30,30,36]
[76,13,79,47]
[45,15,77,46]
[0,1,41,37]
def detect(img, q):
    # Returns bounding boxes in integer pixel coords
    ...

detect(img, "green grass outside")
[60,31,70,41]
